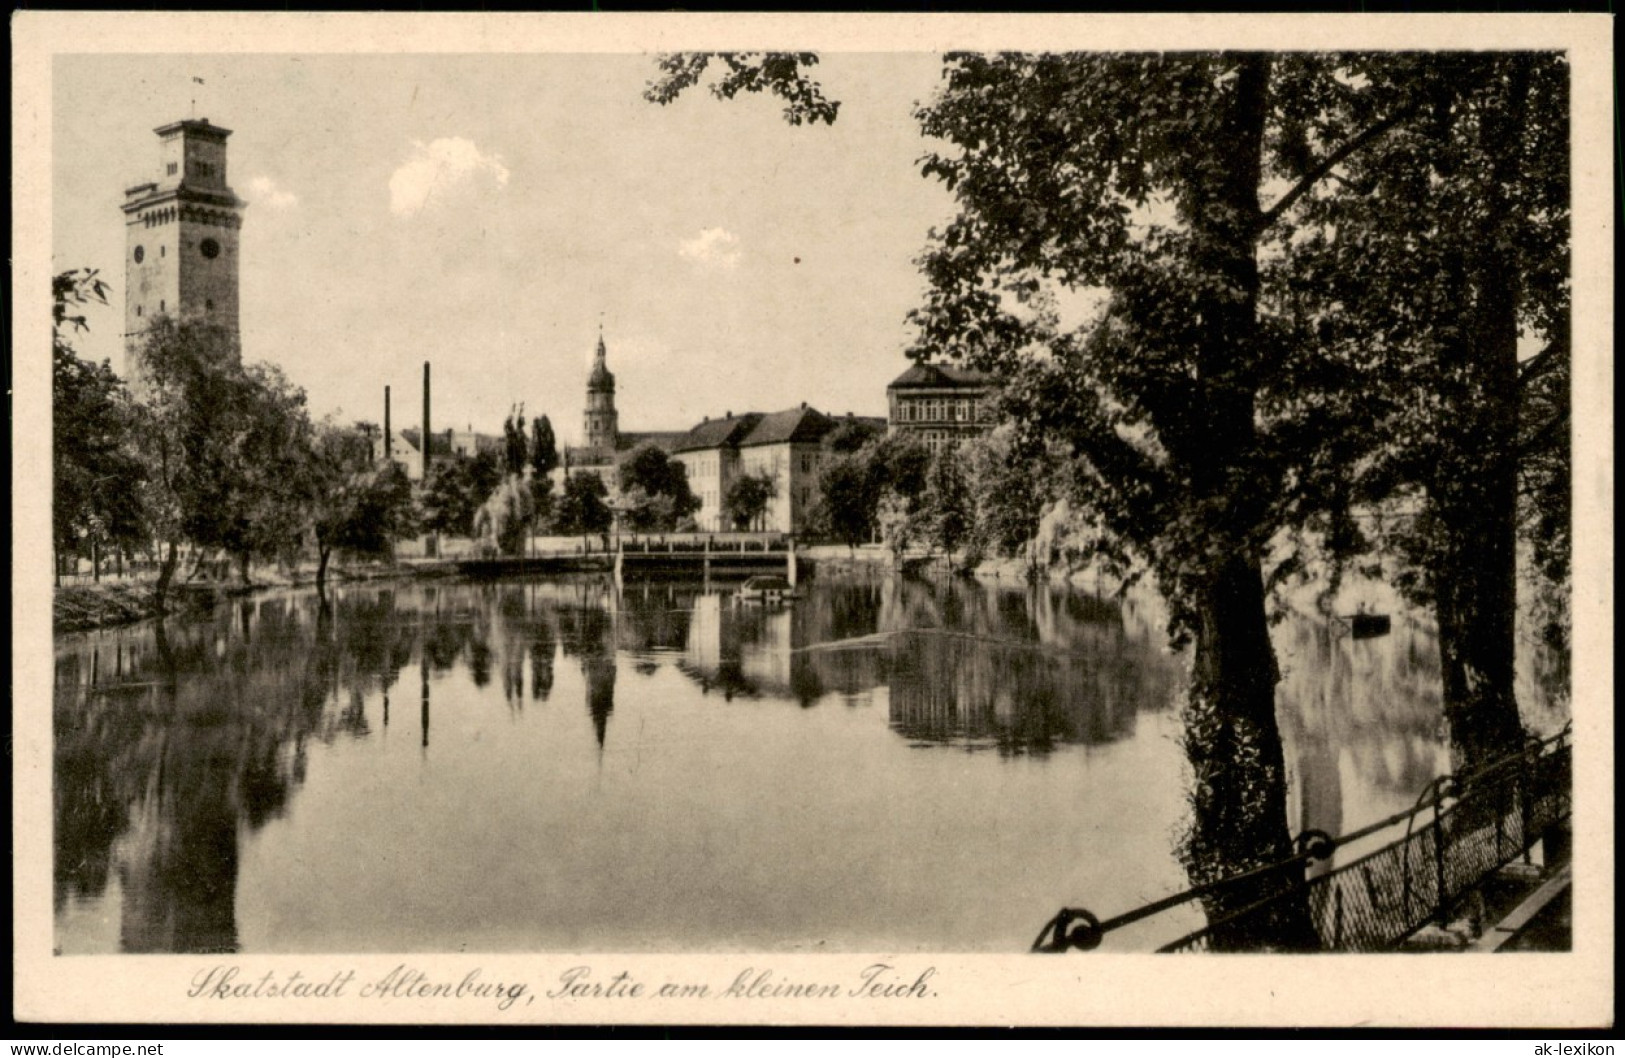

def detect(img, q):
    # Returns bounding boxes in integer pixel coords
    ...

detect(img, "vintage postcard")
[12,11,1613,1028]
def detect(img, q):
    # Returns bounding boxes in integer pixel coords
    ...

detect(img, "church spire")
[587,324,615,394]
[584,321,618,452]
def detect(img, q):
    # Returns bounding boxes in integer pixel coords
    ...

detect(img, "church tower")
[584,328,619,453]
[122,118,246,358]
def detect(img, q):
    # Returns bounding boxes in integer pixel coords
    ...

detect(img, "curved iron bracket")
[1296,828,1336,864]
[1031,908,1103,953]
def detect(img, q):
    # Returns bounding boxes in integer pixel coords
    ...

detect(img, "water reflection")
[53,572,1563,954]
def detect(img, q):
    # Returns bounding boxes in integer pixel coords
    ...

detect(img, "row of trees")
[647,50,1571,948]
[53,285,423,600]
[54,277,811,584]
[808,423,1064,567]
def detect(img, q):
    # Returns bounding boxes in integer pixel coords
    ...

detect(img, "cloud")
[247,175,298,209]
[389,138,511,217]
[678,227,742,269]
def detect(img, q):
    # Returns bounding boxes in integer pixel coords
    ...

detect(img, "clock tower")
[122,118,246,359]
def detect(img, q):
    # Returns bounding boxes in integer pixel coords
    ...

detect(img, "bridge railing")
[618,532,789,554]
[1033,723,1571,953]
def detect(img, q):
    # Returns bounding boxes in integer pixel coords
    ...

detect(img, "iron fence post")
[1521,740,1537,866]
[1495,772,1506,863]
[1432,781,1449,926]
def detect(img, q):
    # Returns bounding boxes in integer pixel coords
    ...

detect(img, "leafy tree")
[220,362,320,582]
[420,450,502,539]
[822,418,880,455]
[647,52,1566,946]
[127,317,247,597]
[724,470,776,531]
[921,444,973,558]
[555,472,613,544]
[646,52,840,126]
[617,442,700,531]
[468,449,505,511]
[53,269,110,334]
[875,490,917,563]
[812,453,877,549]
[868,432,931,501]
[963,427,1051,563]
[502,408,529,476]
[474,473,538,557]
[616,486,676,536]
[529,474,556,534]
[862,433,933,554]
[1288,53,1569,769]
[900,53,1462,947]
[53,271,144,581]
[309,421,418,588]
[530,415,559,478]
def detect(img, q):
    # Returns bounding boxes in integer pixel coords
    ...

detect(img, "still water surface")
[53,573,1566,954]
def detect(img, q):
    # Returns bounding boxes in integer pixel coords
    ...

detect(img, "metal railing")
[1033,724,1571,953]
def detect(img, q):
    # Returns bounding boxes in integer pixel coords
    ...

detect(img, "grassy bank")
[52,581,236,634]
[51,560,441,634]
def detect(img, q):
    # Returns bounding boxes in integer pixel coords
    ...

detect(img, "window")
[167,162,178,176]
[206,299,214,312]
[136,306,143,317]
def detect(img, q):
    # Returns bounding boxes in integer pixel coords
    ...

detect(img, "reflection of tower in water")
[116,764,241,954]
[584,656,616,749]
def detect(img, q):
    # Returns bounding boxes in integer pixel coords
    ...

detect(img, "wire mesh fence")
[1034,725,1571,954]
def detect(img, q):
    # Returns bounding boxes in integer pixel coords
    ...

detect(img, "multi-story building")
[674,404,845,533]
[886,362,997,453]
[671,412,762,531]
[122,117,246,376]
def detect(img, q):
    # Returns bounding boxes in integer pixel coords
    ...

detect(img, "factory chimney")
[383,385,391,466]
[422,362,432,480]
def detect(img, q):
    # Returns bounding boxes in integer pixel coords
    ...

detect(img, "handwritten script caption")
[188,963,939,1011]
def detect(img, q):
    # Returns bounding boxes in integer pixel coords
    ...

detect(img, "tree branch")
[1518,409,1569,461]
[1518,334,1567,387]
[1258,103,1420,230]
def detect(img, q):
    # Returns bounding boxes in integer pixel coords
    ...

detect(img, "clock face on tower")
[200,238,221,259]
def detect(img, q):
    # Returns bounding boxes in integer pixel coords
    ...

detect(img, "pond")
[52,571,1567,954]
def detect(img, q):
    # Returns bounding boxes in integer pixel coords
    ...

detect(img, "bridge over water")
[451,532,800,583]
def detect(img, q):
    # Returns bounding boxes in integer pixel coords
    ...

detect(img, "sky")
[53,53,956,444]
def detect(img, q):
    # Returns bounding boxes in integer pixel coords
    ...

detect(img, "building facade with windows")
[671,413,762,532]
[886,363,997,453]
[673,405,842,533]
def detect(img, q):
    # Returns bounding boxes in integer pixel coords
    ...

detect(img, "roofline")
[121,186,247,213]
[155,119,233,140]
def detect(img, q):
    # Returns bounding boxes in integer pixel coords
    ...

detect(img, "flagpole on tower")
[191,76,204,119]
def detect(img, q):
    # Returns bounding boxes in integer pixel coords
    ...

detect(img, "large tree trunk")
[1181,555,1318,951]
[154,539,180,611]
[1430,297,1525,775]
[1429,59,1532,776]
[1173,56,1318,951]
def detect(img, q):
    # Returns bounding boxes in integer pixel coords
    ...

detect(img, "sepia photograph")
[12,12,1613,1028]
